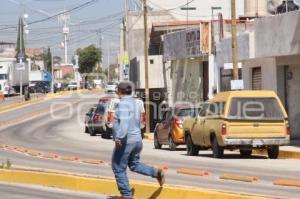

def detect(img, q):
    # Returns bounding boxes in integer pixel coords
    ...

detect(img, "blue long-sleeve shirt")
[112,95,144,143]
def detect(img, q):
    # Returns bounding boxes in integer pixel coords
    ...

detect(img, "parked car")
[183,90,290,159]
[67,81,79,90]
[84,103,107,136]
[105,82,118,93]
[154,105,196,151]
[29,81,50,93]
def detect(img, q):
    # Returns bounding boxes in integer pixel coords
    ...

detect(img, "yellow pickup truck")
[183,91,290,159]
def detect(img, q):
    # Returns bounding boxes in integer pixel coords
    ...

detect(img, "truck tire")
[212,137,224,158]
[267,146,279,159]
[168,135,177,151]
[154,132,162,149]
[186,135,199,156]
[240,149,252,157]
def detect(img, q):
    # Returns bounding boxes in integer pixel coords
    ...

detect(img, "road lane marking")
[273,179,300,187]
[176,168,209,177]
[220,174,258,183]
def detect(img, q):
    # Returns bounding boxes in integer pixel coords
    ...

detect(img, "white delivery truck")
[0,57,31,100]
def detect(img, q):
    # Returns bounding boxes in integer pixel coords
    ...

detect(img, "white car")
[67,81,79,90]
[105,82,118,93]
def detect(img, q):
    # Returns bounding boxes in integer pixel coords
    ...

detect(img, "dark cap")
[117,81,134,94]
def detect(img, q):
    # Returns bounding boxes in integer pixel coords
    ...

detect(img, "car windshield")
[70,82,77,85]
[228,97,284,120]
[0,74,8,80]
[176,108,196,118]
[107,82,117,85]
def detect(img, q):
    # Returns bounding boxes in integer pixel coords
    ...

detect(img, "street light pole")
[51,48,54,93]
[143,0,150,134]
[231,0,239,80]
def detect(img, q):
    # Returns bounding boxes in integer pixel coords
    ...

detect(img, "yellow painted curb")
[0,169,271,199]
[220,174,258,183]
[0,89,92,113]
[0,98,43,113]
[252,149,300,159]
[144,133,153,140]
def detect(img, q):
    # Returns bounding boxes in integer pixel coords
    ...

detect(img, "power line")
[0,0,99,31]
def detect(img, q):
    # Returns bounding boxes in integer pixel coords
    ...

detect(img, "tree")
[77,45,102,87]
[108,64,118,81]
[43,47,52,72]
[77,45,102,74]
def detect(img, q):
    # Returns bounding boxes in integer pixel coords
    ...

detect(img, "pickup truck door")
[191,105,209,146]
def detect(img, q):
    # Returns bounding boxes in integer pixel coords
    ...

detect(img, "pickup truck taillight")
[286,124,291,135]
[107,112,114,123]
[221,123,227,135]
[94,114,102,122]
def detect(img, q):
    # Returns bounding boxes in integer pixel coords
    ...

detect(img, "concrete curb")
[0,169,271,199]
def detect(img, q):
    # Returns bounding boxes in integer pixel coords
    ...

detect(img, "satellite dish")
[294,0,300,6]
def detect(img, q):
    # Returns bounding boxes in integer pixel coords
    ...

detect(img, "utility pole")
[107,43,110,81]
[143,0,150,134]
[51,48,54,93]
[231,0,239,80]
[59,11,70,64]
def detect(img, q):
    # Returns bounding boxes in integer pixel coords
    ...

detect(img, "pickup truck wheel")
[267,146,279,159]
[168,136,177,151]
[186,135,198,156]
[154,133,162,149]
[212,137,224,158]
[240,149,252,157]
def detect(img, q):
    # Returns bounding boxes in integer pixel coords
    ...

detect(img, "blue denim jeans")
[112,141,158,197]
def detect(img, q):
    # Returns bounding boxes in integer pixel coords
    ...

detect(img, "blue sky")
[0,0,127,66]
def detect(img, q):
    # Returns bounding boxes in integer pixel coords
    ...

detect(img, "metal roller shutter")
[252,67,262,90]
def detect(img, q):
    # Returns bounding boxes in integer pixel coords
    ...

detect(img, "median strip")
[0,169,271,199]
[273,179,300,187]
[220,174,258,183]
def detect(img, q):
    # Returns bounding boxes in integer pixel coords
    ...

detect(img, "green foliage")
[108,64,118,81]
[43,47,52,72]
[53,56,62,64]
[77,45,102,74]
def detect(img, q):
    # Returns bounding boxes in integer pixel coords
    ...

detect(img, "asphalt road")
[0,183,108,199]
[0,91,299,198]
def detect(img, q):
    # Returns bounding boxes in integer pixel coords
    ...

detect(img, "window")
[176,108,196,118]
[228,97,284,120]
[208,102,225,116]
[150,59,154,64]
[0,74,8,80]
[96,104,106,115]
[199,103,209,117]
